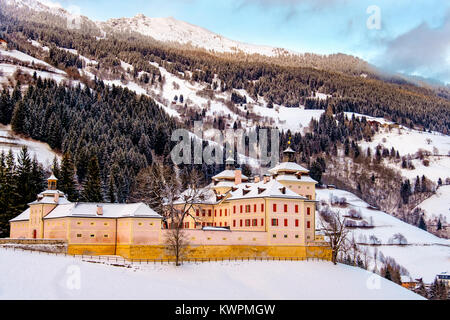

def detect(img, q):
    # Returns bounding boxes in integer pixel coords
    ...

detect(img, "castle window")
[202,210,206,217]
[254,204,257,212]
[272,219,278,226]
[261,204,264,212]
[252,219,258,227]
[284,204,288,213]
[149,223,153,226]
[246,205,251,213]
[215,210,217,217]
[284,219,288,227]
[90,234,95,238]
[284,235,288,238]
[307,207,311,215]
[295,219,299,227]
[185,222,189,229]
[245,219,251,227]
[307,221,311,229]
[77,222,82,225]
[240,220,243,227]
[104,234,109,238]
[273,234,277,238]
[224,222,227,227]
[240,205,243,213]
[219,222,222,227]
[196,209,200,217]
[233,206,236,214]
[295,235,299,239]
[225,209,227,216]
[220,209,222,216]
[233,220,236,227]
[138,222,142,226]
[261,219,264,226]
[104,222,109,226]
[208,209,212,217]
[273,204,277,212]
[77,234,82,238]
[90,222,95,226]
[295,205,299,213]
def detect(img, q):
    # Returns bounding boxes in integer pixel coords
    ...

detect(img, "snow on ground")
[98,15,290,57]
[415,185,450,222]
[104,80,147,95]
[249,103,324,133]
[59,47,98,66]
[316,188,450,282]
[0,49,64,74]
[0,249,422,300]
[0,63,68,85]
[344,112,394,126]
[0,124,59,167]
[364,126,450,157]
[29,39,49,52]
[359,125,450,183]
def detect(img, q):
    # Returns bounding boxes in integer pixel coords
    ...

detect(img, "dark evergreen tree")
[82,156,103,202]
[60,152,78,201]
[418,215,427,231]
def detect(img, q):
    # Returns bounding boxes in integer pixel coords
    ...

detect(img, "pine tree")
[437,219,442,231]
[418,215,427,231]
[108,173,116,203]
[82,155,103,202]
[60,152,78,201]
[15,146,33,212]
[52,156,61,180]
[11,101,26,134]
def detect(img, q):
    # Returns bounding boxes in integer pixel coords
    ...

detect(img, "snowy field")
[0,249,422,300]
[316,188,450,282]
[415,185,450,222]
[0,124,59,166]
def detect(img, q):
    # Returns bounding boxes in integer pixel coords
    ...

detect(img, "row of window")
[76,234,109,238]
[74,222,154,227]
[196,204,313,216]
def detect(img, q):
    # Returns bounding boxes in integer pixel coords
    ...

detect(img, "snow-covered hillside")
[415,185,450,223]
[98,14,290,57]
[358,119,450,184]
[0,124,58,166]
[0,48,72,86]
[316,187,450,282]
[0,249,422,300]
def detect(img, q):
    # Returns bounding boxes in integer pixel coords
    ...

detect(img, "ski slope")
[0,248,422,300]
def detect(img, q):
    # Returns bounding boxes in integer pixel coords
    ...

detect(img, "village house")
[9,148,331,260]
[0,38,7,50]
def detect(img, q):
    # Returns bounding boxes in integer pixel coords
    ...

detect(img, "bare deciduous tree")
[319,208,350,265]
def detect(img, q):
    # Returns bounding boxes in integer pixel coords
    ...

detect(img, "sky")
[42,0,450,84]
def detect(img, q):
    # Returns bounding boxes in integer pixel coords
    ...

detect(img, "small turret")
[47,174,58,190]
[283,146,295,162]
[225,155,235,170]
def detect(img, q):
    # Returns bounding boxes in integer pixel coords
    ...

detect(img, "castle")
[9,148,331,260]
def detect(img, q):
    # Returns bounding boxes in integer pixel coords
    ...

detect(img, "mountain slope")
[99,14,288,57]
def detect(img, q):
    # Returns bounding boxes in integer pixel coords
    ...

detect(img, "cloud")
[234,0,343,20]
[375,12,450,83]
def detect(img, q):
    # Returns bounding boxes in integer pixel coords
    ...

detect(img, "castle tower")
[47,174,58,190]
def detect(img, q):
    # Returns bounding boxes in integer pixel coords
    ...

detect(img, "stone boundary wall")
[0,238,67,253]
